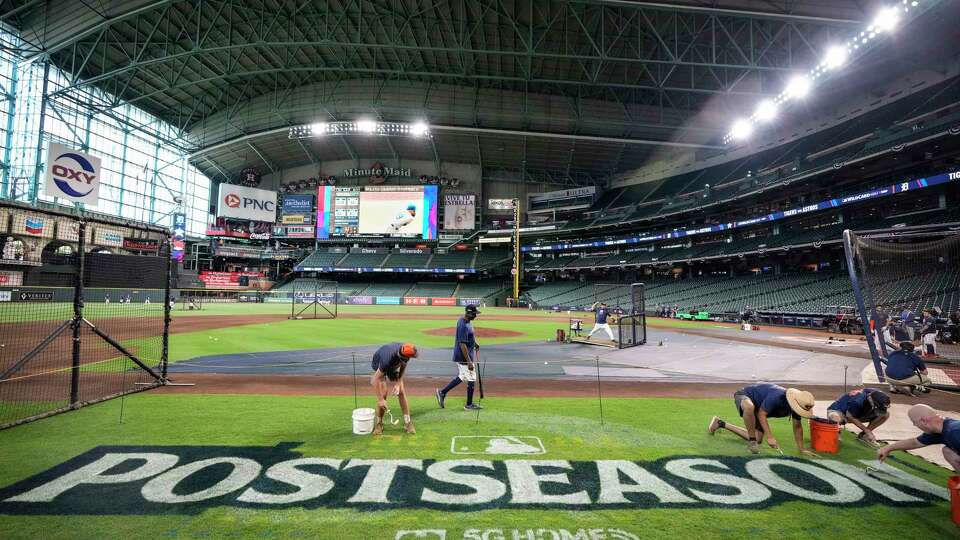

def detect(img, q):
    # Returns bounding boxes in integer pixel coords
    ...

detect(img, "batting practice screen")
[617,283,646,349]
[844,228,960,392]
[0,203,171,429]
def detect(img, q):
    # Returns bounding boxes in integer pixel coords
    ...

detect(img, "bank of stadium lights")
[724,1,919,144]
[288,120,432,139]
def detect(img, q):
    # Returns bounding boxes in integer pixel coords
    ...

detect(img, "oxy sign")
[44,143,102,204]
[217,184,278,222]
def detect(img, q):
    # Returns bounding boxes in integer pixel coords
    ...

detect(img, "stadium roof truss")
[2,0,866,185]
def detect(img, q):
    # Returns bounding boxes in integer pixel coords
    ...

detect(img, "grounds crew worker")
[370,342,418,435]
[708,383,818,456]
[436,304,482,410]
[879,404,960,472]
[826,388,891,446]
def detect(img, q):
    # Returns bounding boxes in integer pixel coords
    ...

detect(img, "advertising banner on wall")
[93,226,125,248]
[487,198,516,211]
[431,297,456,306]
[284,226,315,238]
[122,238,159,251]
[403,297,429,305]
[0,270,24,286]
[346,296,374,305]
[458,297,483,306]
[172,213,186,262]
[376,296,401,305]
[217,184,278,222]
[443,193,476,230]
[282,214,309,225]
[282,195,314,214]
[44,142,102,205]
[12,212,53,238]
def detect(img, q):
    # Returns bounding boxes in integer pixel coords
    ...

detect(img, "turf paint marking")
[451,436,545,455]
[396,529,639,540]
[0,444,949,514]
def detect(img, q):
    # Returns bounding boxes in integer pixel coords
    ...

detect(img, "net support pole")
[596,355,604,426]
[842,230,885,382]
[161,234,172,380]
[352,352,358,410]
[69,221,86,406]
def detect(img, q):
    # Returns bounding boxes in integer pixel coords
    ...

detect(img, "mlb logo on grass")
[44,142,101,204]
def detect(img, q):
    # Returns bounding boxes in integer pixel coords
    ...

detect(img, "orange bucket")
[949,476,960,526]
[809,419,840,453]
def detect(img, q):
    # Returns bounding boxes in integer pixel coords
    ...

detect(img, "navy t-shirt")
[371,342,405,375]
[743,383,797,419]
[828,388,878,419]
[596,308,608,324]
[917,418,960,453]
[452,317,476,364]
[885,350,926,380]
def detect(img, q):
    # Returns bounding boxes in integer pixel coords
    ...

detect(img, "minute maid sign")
[0,444,947,514]
[44,143,102,204]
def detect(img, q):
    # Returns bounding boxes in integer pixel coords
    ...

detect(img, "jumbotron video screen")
[316,185,438,239]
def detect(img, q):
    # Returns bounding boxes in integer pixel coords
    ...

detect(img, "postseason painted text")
[0,444,947,515]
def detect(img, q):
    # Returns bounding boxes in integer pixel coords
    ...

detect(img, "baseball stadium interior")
[1,1,960,538]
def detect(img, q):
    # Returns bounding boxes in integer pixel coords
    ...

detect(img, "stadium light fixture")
[723,1,928,144]
[411,122,430,137]
[755,100,777,123]
[288,121,433,140]
[784,75,812,100]
[873,7,901,32]
[823,46,849,70]
[730,119,753,141]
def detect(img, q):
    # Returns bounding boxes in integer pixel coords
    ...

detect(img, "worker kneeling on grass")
[884,341,931,395]
[878,404,960,472]
[370,342,418,435]
[826,388,891,446]
[708,383,817,456]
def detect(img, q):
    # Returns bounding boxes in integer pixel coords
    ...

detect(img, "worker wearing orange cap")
[370,342,418,435]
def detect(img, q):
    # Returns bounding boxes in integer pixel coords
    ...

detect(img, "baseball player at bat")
[436,304,482,410]
[370,342,418,435]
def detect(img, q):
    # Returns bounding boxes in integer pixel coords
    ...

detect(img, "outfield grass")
[167,317,564,362]
[0,393,952,539]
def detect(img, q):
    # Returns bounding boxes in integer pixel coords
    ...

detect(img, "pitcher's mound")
[424,327,524,338]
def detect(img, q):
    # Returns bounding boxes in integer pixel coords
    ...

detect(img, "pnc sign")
[43,143,102,204]
[216,184,278,223]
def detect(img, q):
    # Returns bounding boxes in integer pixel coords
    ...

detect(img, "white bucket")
[352,407,375,435]
[742,323,752,331]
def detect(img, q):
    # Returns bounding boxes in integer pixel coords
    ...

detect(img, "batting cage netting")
[617,283,646,349]
[844,228,960,392]
[0,203,171,429]
[259,279,338,319]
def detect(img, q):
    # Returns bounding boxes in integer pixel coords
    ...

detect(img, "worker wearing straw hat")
[708,383,818,456]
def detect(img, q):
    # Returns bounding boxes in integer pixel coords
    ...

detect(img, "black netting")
[847,230,960,390]
[0,212,170,429]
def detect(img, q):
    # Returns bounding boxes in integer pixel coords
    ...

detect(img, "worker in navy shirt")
[884,341,930,392]
[879,404,960,472]
[708,383,817,456]
[370,342,418,435]
[436,304,482,410]
[827,388,891,445]
[586,301,615,341]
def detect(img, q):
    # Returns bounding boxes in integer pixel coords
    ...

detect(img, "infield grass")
[0,393,953,539]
